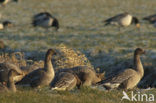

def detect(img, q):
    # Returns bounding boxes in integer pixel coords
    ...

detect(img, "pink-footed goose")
[0,62,24,84]
[58,66,105,87]
[0,69,20,92]
[51,72,81,91]
[101,48,145,90]
[16,49,56,88]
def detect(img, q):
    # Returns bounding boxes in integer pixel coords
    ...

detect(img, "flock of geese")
[0,0,155,93]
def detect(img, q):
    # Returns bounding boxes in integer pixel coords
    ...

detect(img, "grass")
[0,0,156,103]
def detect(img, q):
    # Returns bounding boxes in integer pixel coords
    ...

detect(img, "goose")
[0,69,20,92]
[143,14,156,24]
[0,0,18,6]
[104,12,140,28]
[16,49,56,88]
[0,62,24,84]
[100,48,145,90]
[32,12,59,30]
[0,21,13,30]
[51,72,81,91]
[58,66,105,87]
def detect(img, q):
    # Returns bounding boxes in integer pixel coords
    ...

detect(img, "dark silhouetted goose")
[16,49,56,88]
[51,72,81,91]
[0,62,24,84]
[32,12,59,30]
[59,66,105,87]
[143,14,156,23]
[0,0,18,6]
[0,69,20,92]
[104,12,140,28]
[0,21,13,30]
[101,48,145,90]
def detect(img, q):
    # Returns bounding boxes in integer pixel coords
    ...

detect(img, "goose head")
[2,21,13,28]
[134,48,146,56]
[132,17,140,28]
[45,49,57,61]
[51,18,59,31]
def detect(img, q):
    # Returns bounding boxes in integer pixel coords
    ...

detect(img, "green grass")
[0,0,156,103]
[1,87,155,103]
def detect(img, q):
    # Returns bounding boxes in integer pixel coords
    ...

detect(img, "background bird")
[32,12,59,30]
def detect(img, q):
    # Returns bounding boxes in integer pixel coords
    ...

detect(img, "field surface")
[0,0,156,103]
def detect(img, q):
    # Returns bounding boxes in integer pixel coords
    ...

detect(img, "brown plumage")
[51,72,81,91]
[100,48,145,90]
[0,62,24,84]
[58,66,105,87]
[0,69,20,92]
[16,49,56,88]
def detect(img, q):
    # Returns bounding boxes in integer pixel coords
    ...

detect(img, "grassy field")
[0,0,156,103]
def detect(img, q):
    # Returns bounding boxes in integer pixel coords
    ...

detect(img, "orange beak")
[136,23,140,28]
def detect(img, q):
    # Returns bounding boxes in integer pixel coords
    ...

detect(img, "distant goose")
[58,66,105,87]
[0,0,18,6]
[0,62,24,84]
[16,49,56,88]
[51,72,81,91]
[143,14,156,23]
[0,69,20,92]
[32,12,59,30]
[0,21,13,30]
[104,12,140,28]
[101,48,145,90]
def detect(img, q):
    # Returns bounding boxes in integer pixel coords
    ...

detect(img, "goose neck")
[134,54,144,77]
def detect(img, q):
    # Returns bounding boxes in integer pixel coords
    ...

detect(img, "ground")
[0,0,156,103]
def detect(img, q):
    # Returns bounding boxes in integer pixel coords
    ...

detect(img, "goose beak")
[136,23,140,28]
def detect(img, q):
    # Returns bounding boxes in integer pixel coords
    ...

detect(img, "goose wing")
[51,72,76,90]
[102,69,136,88]
[143,14,156,22]
[16,68,44,85]
[104,13,127,23]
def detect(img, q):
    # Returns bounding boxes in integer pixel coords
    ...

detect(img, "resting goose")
[104,12,140,28]
[32,12,59,30]
[0,69,20,92]
[16,49,56,88]
[59,66,105,87]
[101,48,145,90]
[0,21,13,30]
[0,62,24,84]
[0,0,18,6]
[51,72,81,91]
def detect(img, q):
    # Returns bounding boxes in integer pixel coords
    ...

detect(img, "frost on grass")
[0,52,26,67]
[52,44,94,71]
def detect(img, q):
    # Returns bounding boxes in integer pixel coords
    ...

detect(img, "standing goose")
[0,69,20,92]
[16,49,56,88]
[51,72,81,91]
[32,12,59,30]
[101,48,145,90]
[104,12,140,28]
[0,62,24,84]
[58,66,105,87]
[0,0,18,6]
